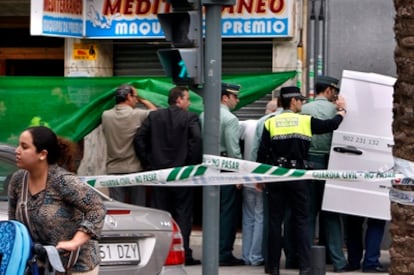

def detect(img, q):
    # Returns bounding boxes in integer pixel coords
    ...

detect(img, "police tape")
[205,155,414,205]
[80,154,400,188]
[79,154,414,204]
[389,188,414,206]
[202,155,398,182]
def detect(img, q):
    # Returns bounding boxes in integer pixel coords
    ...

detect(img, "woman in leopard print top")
[8,126,106,274]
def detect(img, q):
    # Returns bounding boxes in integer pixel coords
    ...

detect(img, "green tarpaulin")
[0,71,296,145]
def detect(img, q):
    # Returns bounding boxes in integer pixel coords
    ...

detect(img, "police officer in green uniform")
[218,83,245,266]
[200,83,244,266]
[301,75,351,272]
[257,86,347,275]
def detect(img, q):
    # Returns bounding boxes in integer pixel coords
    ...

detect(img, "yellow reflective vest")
[257,110,343,168]
[261,111,312,168]
[264,112,312,139]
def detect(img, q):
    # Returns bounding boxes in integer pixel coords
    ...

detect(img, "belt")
[276,157,309,169]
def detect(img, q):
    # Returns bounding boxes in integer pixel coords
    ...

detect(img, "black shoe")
[334,264,360,272]
[185,257,201,266]
[285,261,299,269]
[362,266,387,273]
[299,268,312,275]
[265,266,279,275]
[326,256,333,265]
[219,257,245,266]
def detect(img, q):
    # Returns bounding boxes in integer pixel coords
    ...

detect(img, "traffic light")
[157,0,204,85]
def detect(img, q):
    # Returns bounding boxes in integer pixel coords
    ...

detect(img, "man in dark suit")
[134,86,202,266]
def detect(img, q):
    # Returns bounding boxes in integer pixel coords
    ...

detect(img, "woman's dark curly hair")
[26,126,79,172]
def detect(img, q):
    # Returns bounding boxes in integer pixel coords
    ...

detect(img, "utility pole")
[201,3,222,274]
[201,1,234,274]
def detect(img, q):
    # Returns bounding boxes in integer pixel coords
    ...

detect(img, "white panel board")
[322,70,396,220]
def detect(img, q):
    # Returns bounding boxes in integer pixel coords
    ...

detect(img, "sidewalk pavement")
[184,231,390,275]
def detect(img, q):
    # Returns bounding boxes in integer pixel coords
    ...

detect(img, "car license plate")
[99,242,140,264]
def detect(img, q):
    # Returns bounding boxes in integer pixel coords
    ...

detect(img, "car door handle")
[333,146,363,155]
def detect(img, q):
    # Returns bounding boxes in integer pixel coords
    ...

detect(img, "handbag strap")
[19,171,31,229]
[19,171,80,271]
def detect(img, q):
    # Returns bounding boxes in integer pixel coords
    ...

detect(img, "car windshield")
[0,158,17,201]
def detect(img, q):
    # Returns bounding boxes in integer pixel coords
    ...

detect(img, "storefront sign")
[31,0,83,37]
[31,0,293,38]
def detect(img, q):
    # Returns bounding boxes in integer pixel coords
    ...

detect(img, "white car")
[0,143,188,275]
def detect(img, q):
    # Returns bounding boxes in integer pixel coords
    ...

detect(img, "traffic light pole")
[202,4,222,275]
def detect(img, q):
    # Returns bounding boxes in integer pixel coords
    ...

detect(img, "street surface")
[184,231,390,275]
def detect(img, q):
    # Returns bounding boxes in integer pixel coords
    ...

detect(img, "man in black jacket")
[134,86,202,266]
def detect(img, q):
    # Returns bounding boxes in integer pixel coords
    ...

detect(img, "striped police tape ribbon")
[203,155,397,182]
[205,155,414,205]
[81,154,398,187]
[79,154,414,204]
[389,173,414,205]
[389,188,414,205]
